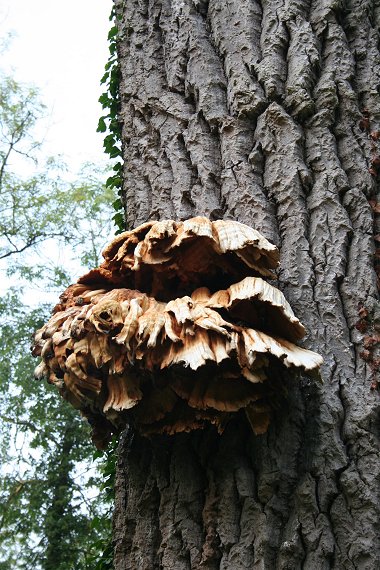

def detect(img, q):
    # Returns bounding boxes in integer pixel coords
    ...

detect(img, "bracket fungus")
[32,217,323,448]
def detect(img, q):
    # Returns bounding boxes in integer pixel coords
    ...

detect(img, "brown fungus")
[32,218,323,448]
[79,217,279,300]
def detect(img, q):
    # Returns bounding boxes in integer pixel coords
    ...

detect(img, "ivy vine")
[97,7,125,234]
[89,435,120,570]
[89,8,125,569]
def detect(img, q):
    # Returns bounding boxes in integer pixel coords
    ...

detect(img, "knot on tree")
[32,217,322,448]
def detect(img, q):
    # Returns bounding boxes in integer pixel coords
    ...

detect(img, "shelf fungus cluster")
[32,218,323,448]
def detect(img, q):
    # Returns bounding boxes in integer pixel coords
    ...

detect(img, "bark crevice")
[113,0,380,567]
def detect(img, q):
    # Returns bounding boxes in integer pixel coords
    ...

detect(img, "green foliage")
[0,56,117,569]
[97,8,124,234]
[83,11,128,568]
[0,11,129,564]
[0,74,44,158]
[0,293,112,570]
[0,70,115,278]
[86,436,119,570]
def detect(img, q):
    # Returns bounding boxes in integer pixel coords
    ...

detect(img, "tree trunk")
[112,0,380,568]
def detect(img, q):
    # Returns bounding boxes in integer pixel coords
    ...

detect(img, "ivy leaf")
[100,71,109,85]
[113,212,125,230]
[107,26,118,40]
[109,147,121,159]
[107,176,122,189]
[112,198,122,211]
[97,117,107,133]
[98,93,110,108]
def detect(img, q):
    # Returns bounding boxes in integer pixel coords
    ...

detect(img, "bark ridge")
[113,0,380,568]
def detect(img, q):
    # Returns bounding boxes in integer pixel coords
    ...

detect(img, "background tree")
[0,69,115,569]
[110,0,380,568]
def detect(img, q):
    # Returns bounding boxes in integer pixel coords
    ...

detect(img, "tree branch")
[0,414,37,432]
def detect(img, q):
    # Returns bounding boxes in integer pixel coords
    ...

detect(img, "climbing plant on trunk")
[107,1,380,568]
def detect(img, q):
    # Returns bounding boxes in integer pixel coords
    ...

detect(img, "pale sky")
[0,0,112,171]
[0,0,114,297]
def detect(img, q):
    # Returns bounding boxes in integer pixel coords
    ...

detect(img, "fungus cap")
[32,218,322,448]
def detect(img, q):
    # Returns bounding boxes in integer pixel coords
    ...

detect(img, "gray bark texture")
[112,0,380,568]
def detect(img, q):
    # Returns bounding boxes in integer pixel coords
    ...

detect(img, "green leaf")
[109,147,121,159]
[97,117,107,133]
[112,198,123,210]
[107,26,118,40]
[100,71,109,85]
[107,176,122,190]
[98,93,110,108]
[113,212,125,230]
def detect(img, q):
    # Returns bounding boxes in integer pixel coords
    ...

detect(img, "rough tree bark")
[112,1,380,568]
